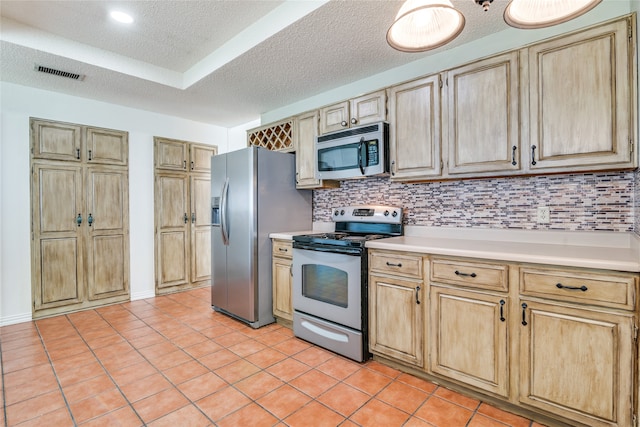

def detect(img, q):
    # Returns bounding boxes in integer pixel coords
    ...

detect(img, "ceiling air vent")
[34,64,85,81]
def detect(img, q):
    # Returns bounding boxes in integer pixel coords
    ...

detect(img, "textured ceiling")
[0,0,513,127]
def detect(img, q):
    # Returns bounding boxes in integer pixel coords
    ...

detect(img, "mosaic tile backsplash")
[313,171,637,232]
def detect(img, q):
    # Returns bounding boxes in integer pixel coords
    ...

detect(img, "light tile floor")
[0,288,545,426]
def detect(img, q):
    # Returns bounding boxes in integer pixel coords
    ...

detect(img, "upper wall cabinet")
[319,90,387,134]
[155,137,217,173]
[525,16,636,172]
[388,75,442,181]
[247,119,294,152]
[444,51,521,176]
[293,110,339,189]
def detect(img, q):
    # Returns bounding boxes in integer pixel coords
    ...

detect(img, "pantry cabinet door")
[527,17,635,171]
[155,137,189,171]
[31,119,82,162]
[156,173,190,290]
[32,164,84,310]
[85,127,128,166]
[446,51,520,175]
[190,174,212,285]
[190,144,217,173]
[85,167,130,300]
[388,74,442,181]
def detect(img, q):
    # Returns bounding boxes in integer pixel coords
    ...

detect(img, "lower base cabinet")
[519,299,635,427]
[272,239,293,321]
[429,285,509,398]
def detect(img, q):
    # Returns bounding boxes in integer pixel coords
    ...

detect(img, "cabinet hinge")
[438,75,443,89]
[634,325,638,341]
[630,139,634,154]
[628,20,633,41]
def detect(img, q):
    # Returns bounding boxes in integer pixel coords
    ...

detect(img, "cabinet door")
[190,175,211,285]
[31,119,82,162]
[369,273,423,367]
[155,173,190,291]
[388,75,442,181]
[429,286,509,397]
[319,101,349,134]
[154,137,188,171]
[294,110,322,189]
[350,90,387,127]
[446,52,520,175]
[32,164,84,310]
[519,300,634,427]
[272,256,293,320]
[527,17,635,171]
[85,167,130,300]
[190,144,217,173]
[85,127,128,166]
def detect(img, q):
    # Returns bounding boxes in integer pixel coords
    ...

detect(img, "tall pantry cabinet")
[30,118,130,318]
[154,137,217,295]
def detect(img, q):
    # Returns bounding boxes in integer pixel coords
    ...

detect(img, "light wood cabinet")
[30,118,130,318]
[525,16,636,172]
[444,51,521,176]
[247,119,294,152]
[272,239,293,321]
[519,299,635,427]
[429,285,509,398]
[293,110,339,189]
[319,90,386,134]
[369,250,424,367]
[388,75,442,181]
[154,137,217,295]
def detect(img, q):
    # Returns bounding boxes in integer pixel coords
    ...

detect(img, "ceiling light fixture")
[110,10,134,24]
[504,0,602,29]
[388,0,602,52]
[386,0,465,52]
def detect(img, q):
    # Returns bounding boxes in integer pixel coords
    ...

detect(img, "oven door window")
[317,139,379,172]
[302,264,348,308]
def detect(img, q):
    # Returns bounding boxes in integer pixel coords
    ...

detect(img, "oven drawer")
[273,239,293,259]
[431,258,508,292]
[370,250,423,279]
[520,267,637,310]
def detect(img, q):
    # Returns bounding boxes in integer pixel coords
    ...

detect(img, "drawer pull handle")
[386,262,402,267]
[499,299,506,322]
[455,270,476,278]
[556,283,588,292]
[415,286,421,305]
[278,247,288,252]
[521,303,528,326]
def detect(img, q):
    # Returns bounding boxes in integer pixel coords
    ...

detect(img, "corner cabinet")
[388,75,443,181]
[368,250,425,367]
[319,90,387,135]
[272,239,293,322]
[30,118,130,318]
[154,137,217,295]
[525,16,636,172]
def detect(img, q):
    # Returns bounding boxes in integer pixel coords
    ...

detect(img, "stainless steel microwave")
[315,122,389,180]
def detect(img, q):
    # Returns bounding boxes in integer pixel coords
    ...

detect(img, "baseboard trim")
[1,312,33,327]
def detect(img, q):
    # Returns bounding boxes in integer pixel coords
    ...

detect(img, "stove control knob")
[384,210,389,216]
[334,210,339,216]
[340,210,345,216]
[392,210,398,217]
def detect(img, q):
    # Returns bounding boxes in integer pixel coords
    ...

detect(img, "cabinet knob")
[341,121,348,127]
[350,118,357,125]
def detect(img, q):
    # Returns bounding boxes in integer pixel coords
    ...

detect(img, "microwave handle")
[357,137,366,175]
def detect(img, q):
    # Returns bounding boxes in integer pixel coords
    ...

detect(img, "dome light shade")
[504,0,602,29]
[387,0,465,52]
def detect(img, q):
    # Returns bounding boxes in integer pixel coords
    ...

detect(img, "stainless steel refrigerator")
[211,146,312,328]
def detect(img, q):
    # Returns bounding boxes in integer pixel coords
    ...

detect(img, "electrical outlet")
[537,206,550,224]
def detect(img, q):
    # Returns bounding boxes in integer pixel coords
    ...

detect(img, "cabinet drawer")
[520,267,637,310]
[272,240,293,259]
[431,258,508,292]
[370,251,423,279]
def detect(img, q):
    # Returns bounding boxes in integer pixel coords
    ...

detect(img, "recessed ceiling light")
[110,11,133,24]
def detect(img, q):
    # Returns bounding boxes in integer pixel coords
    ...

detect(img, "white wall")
[0,82,229,325]
[228,118,261,152]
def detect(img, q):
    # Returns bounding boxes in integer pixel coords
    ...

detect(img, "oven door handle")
[293,242,363,256]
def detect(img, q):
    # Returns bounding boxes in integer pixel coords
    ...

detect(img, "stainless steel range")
[292,205,403,361]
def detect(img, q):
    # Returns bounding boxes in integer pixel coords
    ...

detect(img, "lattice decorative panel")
[247,120,294,152]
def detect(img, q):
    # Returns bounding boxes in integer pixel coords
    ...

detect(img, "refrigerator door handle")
[220,177,229,245]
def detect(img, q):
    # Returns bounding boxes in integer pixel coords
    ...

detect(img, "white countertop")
[365,227,640,272]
